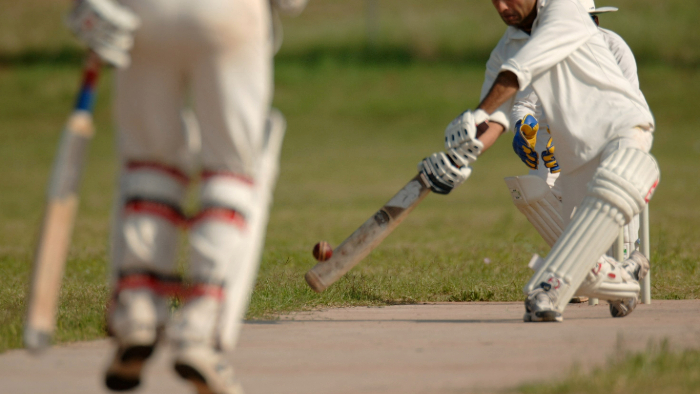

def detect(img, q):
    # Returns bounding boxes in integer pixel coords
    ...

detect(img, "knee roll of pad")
[199,172,256,219]
[124,162,188,207]
[587,148,660,225]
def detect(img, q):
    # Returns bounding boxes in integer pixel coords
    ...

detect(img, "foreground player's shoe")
[105,343,156,391]
[174,345,244,394]
[104,287,166,391]
[524,287,563,322]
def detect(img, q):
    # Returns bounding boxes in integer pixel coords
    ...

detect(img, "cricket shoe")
[105,343,156,391]
[621,250,650,283]
[524,287,563,322]
[174,345,244,394]
[609,251,650,318]
[104,288,167,391]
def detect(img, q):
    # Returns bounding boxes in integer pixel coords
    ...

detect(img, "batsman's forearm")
[478,71,519,114]
[476,122,506,153]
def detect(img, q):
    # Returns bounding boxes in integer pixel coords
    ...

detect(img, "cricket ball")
[312,241,333,262]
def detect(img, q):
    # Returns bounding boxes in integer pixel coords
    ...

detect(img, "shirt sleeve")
[601,28,640,92]
[510,88,540,133]
[480,40,514,130]
[500,0,598,90]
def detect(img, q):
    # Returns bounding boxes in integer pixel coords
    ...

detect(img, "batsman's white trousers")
[111,0,274,350]
[116,0,273,175]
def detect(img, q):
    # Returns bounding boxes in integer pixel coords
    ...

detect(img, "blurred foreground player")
[418,0,658,321]
[67,0,307,392]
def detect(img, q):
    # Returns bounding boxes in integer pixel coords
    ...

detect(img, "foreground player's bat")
[305,173,432,292]
[24,53,102,352]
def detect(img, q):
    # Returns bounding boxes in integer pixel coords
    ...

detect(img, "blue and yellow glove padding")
[512,114,539,170]
[542,128,561,173]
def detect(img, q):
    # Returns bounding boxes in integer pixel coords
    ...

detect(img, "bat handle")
[74,52,102,113]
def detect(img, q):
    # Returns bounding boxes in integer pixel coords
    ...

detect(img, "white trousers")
[110,0,274,350]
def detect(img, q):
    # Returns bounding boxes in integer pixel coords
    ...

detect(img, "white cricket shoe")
[173,345,244,394]
[104,288,167,391]
[523,287,563,322]
[105,343,156,391]
[609,251,650,318]
[621,250,650,283]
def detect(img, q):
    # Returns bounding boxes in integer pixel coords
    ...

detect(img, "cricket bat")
[305,173,432,292]
[24,52,102,352]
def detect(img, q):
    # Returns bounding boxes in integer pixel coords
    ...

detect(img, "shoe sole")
[609,298,637,318]
[174,362,215,394]
[105,345,155,391]
[524,310,563,322]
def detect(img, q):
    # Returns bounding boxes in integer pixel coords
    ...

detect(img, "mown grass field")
[0,0,698,365]
[517,341,700,394]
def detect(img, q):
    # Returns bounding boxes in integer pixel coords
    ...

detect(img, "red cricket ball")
[312,241,333,262]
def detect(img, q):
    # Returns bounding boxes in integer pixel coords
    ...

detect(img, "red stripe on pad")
[125,200,186,227]
[189,207,247,229]
[116,274,183,297]
[182,283,225,302]
[128,161,189,185]
[201,170,254,186]
[115,275,224,303]
[645,179,659,203]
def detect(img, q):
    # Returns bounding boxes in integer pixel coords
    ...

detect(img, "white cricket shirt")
[492,0,654,173]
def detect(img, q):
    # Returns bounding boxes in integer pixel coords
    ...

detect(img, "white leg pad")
[113,163,188,276]
[218,109,286,350]
[171,110,286,350]
[524,148,659,312]
[575,255,640,300]
[505,175,564,247]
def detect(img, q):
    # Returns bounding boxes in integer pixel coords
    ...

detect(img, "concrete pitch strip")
[2,301,699,394]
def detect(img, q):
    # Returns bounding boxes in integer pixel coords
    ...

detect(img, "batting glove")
[418,152,472,195]
[66,0,140,68]
[444,109,487,168]
[512,114,539,170]
[542,135,561,173]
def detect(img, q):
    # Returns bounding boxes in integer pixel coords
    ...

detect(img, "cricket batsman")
[66,0,307,392]
[507,0,650,304]
[509,0,647,255]
[418,0,658,322]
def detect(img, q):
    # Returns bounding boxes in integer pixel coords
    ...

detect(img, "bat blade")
[305,173,431,292]
[24,54,100,352]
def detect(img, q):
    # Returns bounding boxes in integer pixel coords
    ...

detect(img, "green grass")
[1,0,700,353]
[517,341,700,394]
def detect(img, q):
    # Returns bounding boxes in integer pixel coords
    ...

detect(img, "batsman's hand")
[66,0,140,68]
[418,152,472,195]
[444,109,487,167]
[542,134,561,173]
[512,114,539,170]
